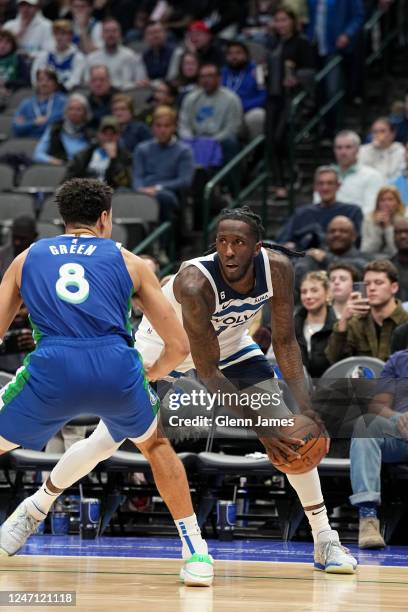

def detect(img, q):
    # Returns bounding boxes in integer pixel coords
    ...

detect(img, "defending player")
[0,179,213,586]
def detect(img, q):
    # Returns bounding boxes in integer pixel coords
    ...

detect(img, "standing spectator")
[168,20,225,79]
[65,115,132,188]
[142,21,175,82]
[277,166,363,247]
[132,105,194,256]
[359,118,406,180]
[389,142,408,205]
[70,0,103,54]
[111,93,151,153]
[32,92,91,165]
[265,5,316,198]
[3,0,52,58]
[391,217,408,303]
[305,0,365,137]
[295,271,336,377]
[328,262,360,319]
[86,64,117,130]
[31,19,85,91]
[361,186,406,256]
[221,40,266,141]
[172,51,199,105]
[325,260,408,364]
[12,68,66,138]
[394,91,408,145]
[84,18,146,91]
[178,62,243,165]
[315,130,385,215]
[0,28,30,102]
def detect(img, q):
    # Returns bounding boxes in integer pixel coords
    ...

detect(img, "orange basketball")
[271,414,327,474]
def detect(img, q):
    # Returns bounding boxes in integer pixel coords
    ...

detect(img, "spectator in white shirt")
[3,0,52,58]
[31,19,85,91]
[84,18,147,91]
[358,117,406,180]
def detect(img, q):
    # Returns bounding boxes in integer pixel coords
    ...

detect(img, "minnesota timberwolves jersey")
[21,235,134,343]
[135,248,273,372]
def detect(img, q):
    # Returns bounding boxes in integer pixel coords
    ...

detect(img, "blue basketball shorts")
[0,335,159,451]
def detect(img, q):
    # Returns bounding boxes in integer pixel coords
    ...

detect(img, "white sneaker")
[180,553,214,586]
[0,501,42,556]
[314,530,357,574]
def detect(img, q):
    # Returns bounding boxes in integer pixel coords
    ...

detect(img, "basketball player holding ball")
[0,206,357,578]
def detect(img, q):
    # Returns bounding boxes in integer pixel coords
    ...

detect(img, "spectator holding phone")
[328,262,360,319]
[325,260,408,363]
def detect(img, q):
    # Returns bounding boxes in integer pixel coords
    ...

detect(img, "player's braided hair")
[205,205,304,258]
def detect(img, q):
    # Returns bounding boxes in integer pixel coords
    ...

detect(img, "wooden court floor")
[0,556,407,611]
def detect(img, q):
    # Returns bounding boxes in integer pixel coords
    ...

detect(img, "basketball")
[271,414,327,474]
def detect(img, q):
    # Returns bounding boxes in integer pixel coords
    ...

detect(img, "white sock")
[27,484,59,519]
[286,468,331,542]
[175,513,208,559]
[26,421,121,519]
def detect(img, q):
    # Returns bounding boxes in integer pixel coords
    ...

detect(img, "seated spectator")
[136,80,178,127]
[12,68,66,137]
[70,0,103,54]
[132,105,194,255]
[172,51,199,105]
[393,90,408,145]
[84,18,146,91]
[64,115,132,188]
[391,216,408,303]
[295,271,336,377]
[221,40,266,141]
[142,21,175,82]
[3,0,52,58]
[124,7,150,45]
[42,0,72,21]
[0,28,30,102]
[178,62,243,166]
[0,304,36,374]
[315,130,385,215]
[361,186,406,256]
[277,166,363,248]
[86,64,117,131]
[349,349,408,548]
[111,93,151,154]
[358,118,405,181]
[265,5,316,198]
[0,215,37,278]
[389,142,408,205]
[328,262,360,319]
[294,216,370,296]
[168,20,225,80]
[325,260,408,364]
[32,92,91,165]
[31,19,85,91]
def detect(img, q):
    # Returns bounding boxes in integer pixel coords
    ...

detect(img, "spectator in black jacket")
[391,217,408,303]
[295,271,336,377]
[86,65,118,131]
[64,115,132,189]
[142,21,175,81]
[0,28,30,106]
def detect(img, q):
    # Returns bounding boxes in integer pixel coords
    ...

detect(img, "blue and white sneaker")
[0,500,42,556]
[314,530,357,574]
[180,553,214,586]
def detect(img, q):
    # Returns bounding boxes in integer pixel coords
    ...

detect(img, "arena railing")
[201,134,269,250]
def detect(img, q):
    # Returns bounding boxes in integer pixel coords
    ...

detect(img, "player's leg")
[222,356,357,573]
[0,421,122,556]
[135,432,213,586]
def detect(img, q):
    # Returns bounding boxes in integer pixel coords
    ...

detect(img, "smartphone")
[352,282,367,299]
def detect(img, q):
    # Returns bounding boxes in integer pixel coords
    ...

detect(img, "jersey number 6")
[56,263,90,305]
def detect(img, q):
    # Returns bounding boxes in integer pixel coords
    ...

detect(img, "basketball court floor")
[0,537,407,611]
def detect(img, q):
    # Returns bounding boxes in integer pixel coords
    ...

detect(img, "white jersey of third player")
[135,248,273,373]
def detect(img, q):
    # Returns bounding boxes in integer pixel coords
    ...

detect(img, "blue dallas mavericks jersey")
[135,247,273,372]
[21,235,134,343]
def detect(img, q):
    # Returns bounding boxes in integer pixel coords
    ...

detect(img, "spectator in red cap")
[167,19,225,81]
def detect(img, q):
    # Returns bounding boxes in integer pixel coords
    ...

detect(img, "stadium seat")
[3,88,34,114]
[127,86,152,109]
[39,196,62,224]
[321,357,386,379]
[0,138,38,158]
[37,221,63,239]
[20,165,66,189]
[112,192,159,250]
[0,193,34,224]
[0,164,14,191]
[0,116,13,141]
[0,371,13,386]
[111,222,128,246]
